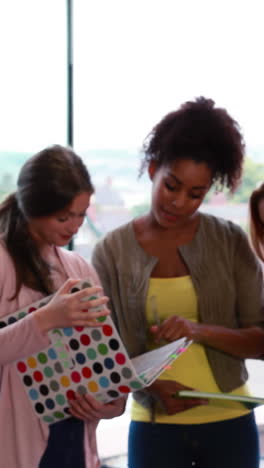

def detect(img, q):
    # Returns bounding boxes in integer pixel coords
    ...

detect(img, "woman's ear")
[148,161,158,181]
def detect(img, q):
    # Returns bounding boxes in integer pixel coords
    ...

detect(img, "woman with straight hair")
[0,144,126,468]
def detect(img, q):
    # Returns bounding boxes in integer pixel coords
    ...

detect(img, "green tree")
[231,157,264,203]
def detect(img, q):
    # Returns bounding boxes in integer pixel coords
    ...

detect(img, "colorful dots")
[35,402,45,414]
[129,381,143,389]
[9,281,147,423]
[104,357,114,370]
[27,357,37,368]
[93,362,103,374]
[43,415,54,423]
[107,390,119,398]
[50,380,60,392]
[66,389,76,400]
[69,339,80,351]
[33,370,43,382]
[87,381,98,393]
[71,287,80,293]
[102,325,113,336]
[17,362,27,373]
[99,377,110,388]
[121,367,132,379]
[118,385,130,393]
[97,315,106,323]
[45,398,55,410]
[29,389,39,400]
[0,322,7,328]
[91,330,101,341]
[37,352,48,364]
[54,362,64,373]
[28,307,37,313]
[53,411,65,420]
[74,352,85,365]
[60,375,71,387]
[71,371,81,383]
[63,328,74,337]
[23,375,33,386]
[55,394,66,405]
[110,372,121,384]
[43,366,53,378]
[80,334,90,346]
[95,394,105,401]
[39,384,49,396]
[48,349,57,360]
[18,311,27,319]
[86,348,97,359]
[115,353,126,365]
[82,367,92,379]
[109,339,119,351]
[77,385,87,395]
[97,343,108,355]
[82,282,91,288]
[8,317,17,324]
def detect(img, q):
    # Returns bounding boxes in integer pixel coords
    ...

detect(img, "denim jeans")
[128,412,259,468]
[39,417,85,468]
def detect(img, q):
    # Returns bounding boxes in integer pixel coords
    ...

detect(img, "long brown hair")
[249,183,264,262]
[0,145,94,297]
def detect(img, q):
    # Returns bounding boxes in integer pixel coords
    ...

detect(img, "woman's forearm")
[194,324,264,359]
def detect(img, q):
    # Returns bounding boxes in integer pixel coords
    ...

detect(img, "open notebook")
[0,279,191,424]
[177,390,264,410]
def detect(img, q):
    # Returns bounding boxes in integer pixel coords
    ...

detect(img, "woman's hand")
[150,315,201,343]
[147,379,208,415]
[35,278,110,332]
[69,394,127,421]
[151,316,264,359]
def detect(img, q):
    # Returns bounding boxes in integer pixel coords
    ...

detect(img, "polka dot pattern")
[3,279,188,425]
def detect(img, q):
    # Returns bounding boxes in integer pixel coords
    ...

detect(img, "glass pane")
[0,0,67,200]
[73,1,264,465]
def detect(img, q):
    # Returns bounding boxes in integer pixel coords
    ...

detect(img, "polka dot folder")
[0,279,191,425]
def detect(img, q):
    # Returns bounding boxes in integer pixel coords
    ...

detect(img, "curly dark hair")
[141,97,245,192]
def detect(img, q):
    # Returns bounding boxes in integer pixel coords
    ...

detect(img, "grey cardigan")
[92,213,264,394]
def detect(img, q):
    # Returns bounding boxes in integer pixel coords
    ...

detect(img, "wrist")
[34,305,53,333]
[192,323,213,343]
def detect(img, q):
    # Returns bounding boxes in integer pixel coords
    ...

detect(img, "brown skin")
[134,158,264,414]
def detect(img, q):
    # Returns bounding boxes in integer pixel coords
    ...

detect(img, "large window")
[1,1,264,466]
[0,0,67,200]
[72,1,264,465]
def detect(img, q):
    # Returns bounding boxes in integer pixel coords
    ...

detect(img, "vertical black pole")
[67,0,74,250]
[67,0,73,148]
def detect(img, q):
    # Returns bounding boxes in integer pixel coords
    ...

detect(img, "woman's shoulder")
[94,220,134,252]
[0,240,14,268]
[200,212,246,240]
[57,247,96,278]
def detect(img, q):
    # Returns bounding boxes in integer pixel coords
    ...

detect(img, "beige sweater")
[92,213,264,397]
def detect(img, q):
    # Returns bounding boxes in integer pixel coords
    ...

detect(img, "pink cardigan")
[0,244,101,468]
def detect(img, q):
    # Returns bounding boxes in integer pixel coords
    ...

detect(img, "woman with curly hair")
[92,97,264,468]
[249,183,264,263]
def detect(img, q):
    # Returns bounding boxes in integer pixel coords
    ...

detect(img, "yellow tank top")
[131,276,251,424]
